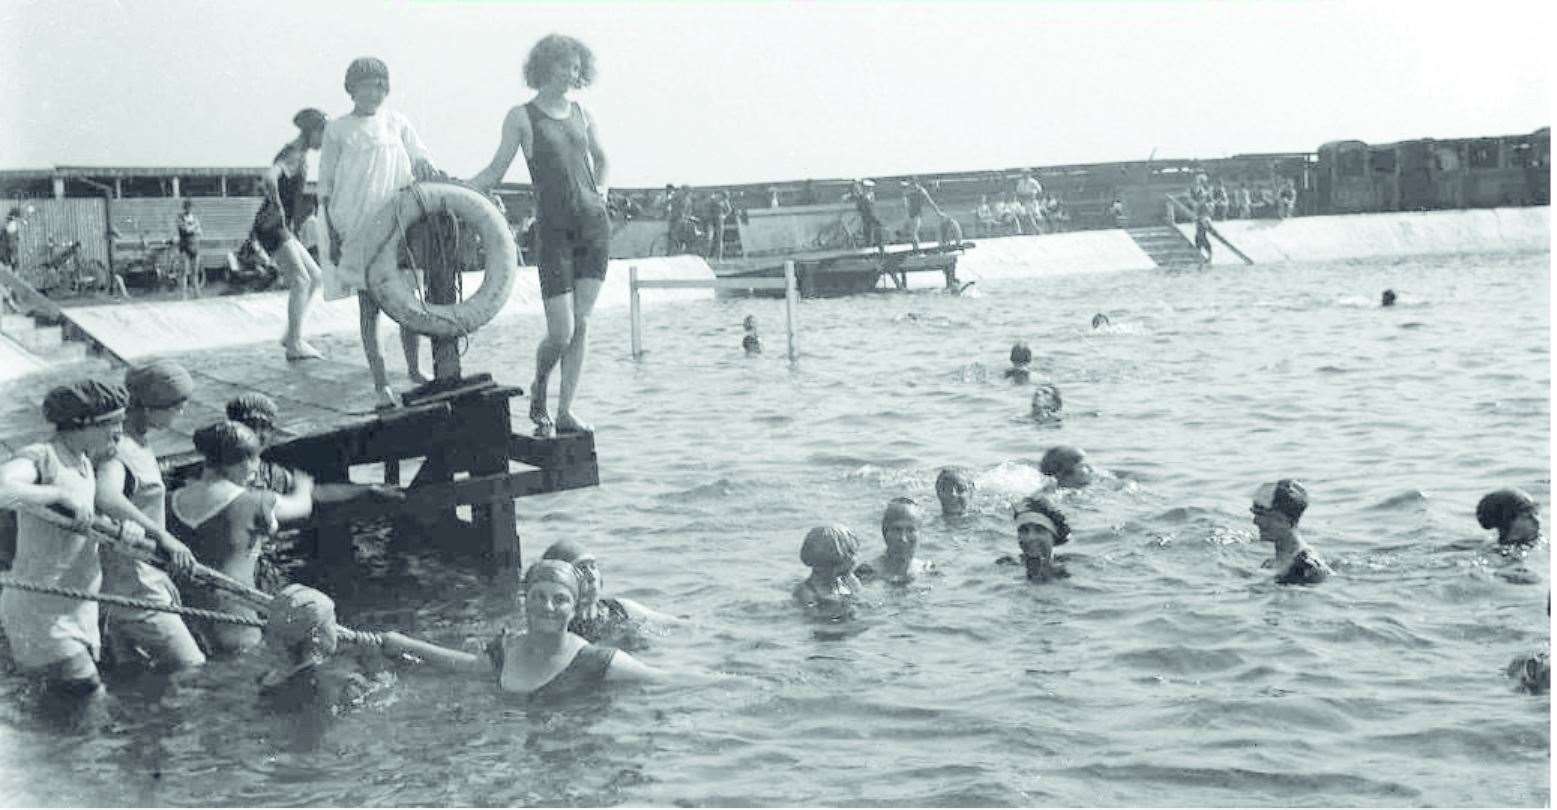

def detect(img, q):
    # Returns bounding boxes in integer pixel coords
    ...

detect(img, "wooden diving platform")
[713,239,975,297]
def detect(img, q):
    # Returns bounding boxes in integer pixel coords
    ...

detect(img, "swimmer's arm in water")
[615,597,688,626]
[378,631,492,675]
[469,105,533,191]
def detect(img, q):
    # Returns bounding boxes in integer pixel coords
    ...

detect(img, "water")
[1,251,1549,806]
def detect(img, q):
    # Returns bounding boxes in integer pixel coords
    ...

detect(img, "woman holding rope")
[0,381,128,697]
[470,33,611,437]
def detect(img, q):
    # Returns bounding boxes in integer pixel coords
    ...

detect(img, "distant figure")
[1107,198,1126,228]
[903,177,941,252]
[938,212,963,248]
[1193,195,1214,264]
[794,525,864,616]
[856,498,935,583]
[175,199,203,296]
[741,314,762,355]
[1030,382,1062,422]
[1381,289,1397,307]
[1211,180,1230,220]
[1477,488,1542,547]
[1039,445,1094,489]
[935,467,975,516]
[1015,170,1044,235]
[847,180,885,254]
[705,190,733,261]
[1250,479,1331,585]
[1234,184,1253,219]
[1091,313,1111,329]
[1004,341,1033,384]
[996,495,1072,582]
[0,207,20,268]
[1277,182,1297,219]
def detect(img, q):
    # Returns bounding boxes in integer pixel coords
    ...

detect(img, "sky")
[1,0,1552,188]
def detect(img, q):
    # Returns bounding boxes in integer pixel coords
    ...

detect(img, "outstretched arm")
[379,631,492,675]
[616,596,688,626]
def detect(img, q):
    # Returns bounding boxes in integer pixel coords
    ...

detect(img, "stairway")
[0,308,92,363]
[1125,225,1205,269]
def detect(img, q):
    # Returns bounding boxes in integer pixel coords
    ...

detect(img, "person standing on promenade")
[1015,170,1043,235]
[903,177,942,252]
[174,199,203,297]
[705,190,733,261]
[252,108,330,360]
[95,361,203,673]
[471,34,612,436]
[1250,479,1331,585]
[319,58,441,407]
[846,180,885,254]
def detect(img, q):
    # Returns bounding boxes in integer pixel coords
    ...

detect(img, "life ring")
[364,182,517,338]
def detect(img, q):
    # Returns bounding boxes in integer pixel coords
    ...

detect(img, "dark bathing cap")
[1252,479,1308,524]
[523,559,581,601]
[1010,342,1032,364]
[1039,445,1086,477]
[1477,488,1537,532]
[542,538,596,564]
[226,392,280,430]
[43,380,128,429]
[293,108,328,132]
[125,360,193,409]
[344,56,390,90]
[192,420,261,467]
[801,524,860,568]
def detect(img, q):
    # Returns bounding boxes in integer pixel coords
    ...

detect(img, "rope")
[365,182,483,338]
[0,575,263,629]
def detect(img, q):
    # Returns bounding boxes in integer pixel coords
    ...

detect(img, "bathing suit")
[524,101,610,299]
[567,597,631,643]
[169,481,278,655]
[486,629,618,701]
[176,213,200,258]
[743,332,762,353]
[251,143,307,253]
[1274,548,1329,585]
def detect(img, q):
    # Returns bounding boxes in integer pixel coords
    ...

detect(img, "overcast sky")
[1,0,1550,187]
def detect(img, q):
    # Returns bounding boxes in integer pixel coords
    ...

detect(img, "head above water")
[1009,341,1032,366]
[1091,313,1111,329]
[1477,488,1540,544]
[743,315,758,331]
[1251,479,1308,526]
[1030,383,1063,419]
[1014,494,1072,552]
[524,33,596,90]
[522,558,582,602]
[1381,289,1397,307]
[801,524,860,572]
[1040,445,1093,488]
[935,466,975,515]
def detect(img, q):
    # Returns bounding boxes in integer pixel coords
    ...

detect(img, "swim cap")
[1031,383,1063,415]
[1381,289,1397,307]
[522,559,581,601]
[1010,341,1032,365]
[125,360,193,409]
[43,380,128,429]
[1091,313,1111,329]
[1013,495,1071,545]
[935,466,973,493]
[1039,445,1086,477]
[1252,479,1308,524]
[192,420,261,467]
[265,584,339,656]
[881,497,921,528]
[541,539,596,565]
[292,107,328,133]
[1476,488,1538,532]
[226,392,280,431]
[344,56,390,91]
[801,524,860,568]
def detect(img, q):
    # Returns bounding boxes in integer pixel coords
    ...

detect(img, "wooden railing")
[628,261,799,362]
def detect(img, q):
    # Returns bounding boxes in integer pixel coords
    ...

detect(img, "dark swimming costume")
[1275,548,1328,585]
[524,102,610,299]
[567,597,630,643]
[485,629,618,701]
[742,333,762,353]
[251,144,307,253]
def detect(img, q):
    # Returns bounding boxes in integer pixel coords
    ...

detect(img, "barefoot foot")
[555,412,593,434]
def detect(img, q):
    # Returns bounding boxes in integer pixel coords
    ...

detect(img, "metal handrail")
[1166,195,1254,265]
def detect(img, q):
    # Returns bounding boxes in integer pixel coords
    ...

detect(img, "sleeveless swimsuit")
[486,629,618,702]
[524,101,610,298]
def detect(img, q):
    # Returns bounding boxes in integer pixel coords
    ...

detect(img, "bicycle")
[112,223,180,292]
[30,238,109,297]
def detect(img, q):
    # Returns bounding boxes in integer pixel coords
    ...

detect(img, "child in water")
[935,467,975,516]
[856,498,936,583]
[1030,382,1062,422]
[1039,445,1095,489]
[742,315,762,355]
[996,495,1072,582]
[259,584,381,712]
[794,524,864,617]
[1004,341,1033,384]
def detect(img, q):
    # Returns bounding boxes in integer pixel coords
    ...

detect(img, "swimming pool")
[0,250,1548,806]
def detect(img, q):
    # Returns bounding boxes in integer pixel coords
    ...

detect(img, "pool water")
[0,251,1549,806]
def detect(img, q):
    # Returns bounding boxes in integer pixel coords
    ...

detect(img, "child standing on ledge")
[318,56,443,409]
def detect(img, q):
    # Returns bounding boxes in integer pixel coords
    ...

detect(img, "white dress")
[316,109,431,300]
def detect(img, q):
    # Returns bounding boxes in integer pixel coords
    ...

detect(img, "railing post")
[783,260,798,362]
[629,265,642,359]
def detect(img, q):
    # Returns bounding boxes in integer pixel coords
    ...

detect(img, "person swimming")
[1506,595,1550,695]
[1476,488,1542,547]
[742,315,762,355]
[934,467,975,516]
[995,495,1071,582]
[259,584,380,713]
[856,498,935,583]
[1250,479,1331,585]
[1091,313,1111,329]
[1004,342,1033,384]
[540,538,681,646]
[1030,382,1062,422]
[1381,289,1397,307]
[1039,445,1094,489]
[794,524,864,616]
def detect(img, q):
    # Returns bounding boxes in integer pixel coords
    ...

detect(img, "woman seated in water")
[1476,488,1542,549]
[1004,341,1033,384]
[1030,382,1062,422]
[540,539,682,645]
[378,560,672,700]
[1038,445,1095,489]
[793,524,864,614]
[996,495,1072,582]
[856,498,936,583]
[935,467,975,517]
[1250,479,1331,585]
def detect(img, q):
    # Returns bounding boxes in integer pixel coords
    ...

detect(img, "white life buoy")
[364,182,517,338]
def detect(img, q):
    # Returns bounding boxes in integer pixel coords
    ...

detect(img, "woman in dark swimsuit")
[540,539,682,645]
[378,560,665,700]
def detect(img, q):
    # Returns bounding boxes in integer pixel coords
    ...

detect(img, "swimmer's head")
[934,467,975,516]
[265,584,339,663]
[226,392,281,444]
[1477,488,1541,545]
[522,559,581,633]
[193,420,262,480]
[801,524,860,577]
[743,315,757,331]
[1091,313,1111,329]
[880,497,922,559]
[1381,289,1397,307]
[542,539,601,603]
[1009,341,1032,366]
[1030,383,1063,420]
[1250,479,1307,533]
[1014,495,1071,574]
[1039,445,1094,489]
